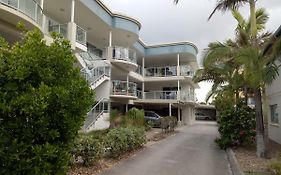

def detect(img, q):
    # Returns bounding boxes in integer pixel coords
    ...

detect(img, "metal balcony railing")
[112,80,137,97]
[180,91,195,102]
[81,66,110,85]
[180,65,194,77]
[144,91,178,100]
[111,46,137,64]
[0,0,43,25]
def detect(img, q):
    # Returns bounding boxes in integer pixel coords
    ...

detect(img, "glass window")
[270,104,279,124]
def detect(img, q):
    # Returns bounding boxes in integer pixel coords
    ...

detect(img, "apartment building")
[266,25,281,144]
[0,0,199,132]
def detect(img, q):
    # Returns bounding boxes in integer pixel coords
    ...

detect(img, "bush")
[72,135,104,166]
[160,116,177,132]
[0,30,94,174]
[216,101,256,149]
[122,108,145,127]
[104,127,146,158]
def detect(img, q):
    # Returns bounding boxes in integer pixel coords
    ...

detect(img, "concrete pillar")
[178,107,181,122]
[142,82,145,99]
[71,0,75,22]
[177,80,180,100]
[169,103,172,116]
[40,0,46,33]
[126,75,129,95]
[177,54,180,76]
[125,104,128,113]
[109,31,112,47]
[142,57,145,76]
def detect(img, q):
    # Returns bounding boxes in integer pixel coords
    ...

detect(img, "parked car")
[144,111,162,127]
[195,112,211,120]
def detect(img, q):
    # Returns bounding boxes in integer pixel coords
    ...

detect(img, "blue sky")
[101,0,281,102]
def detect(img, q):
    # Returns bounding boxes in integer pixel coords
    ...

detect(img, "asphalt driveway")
[100,121,231,175]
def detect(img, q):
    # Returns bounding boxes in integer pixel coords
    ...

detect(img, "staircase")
[83,98,110,133]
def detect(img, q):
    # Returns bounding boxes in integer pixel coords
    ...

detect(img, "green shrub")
[123,108,145,127]
[0,30,94,174]
[160,116,178,132]
[104,127,146,158]
[216,101,256,149]
[72,135,104,166]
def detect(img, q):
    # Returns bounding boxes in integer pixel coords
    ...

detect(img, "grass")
[245,172,272,175]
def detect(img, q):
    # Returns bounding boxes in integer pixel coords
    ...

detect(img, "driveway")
[100,121,231,175]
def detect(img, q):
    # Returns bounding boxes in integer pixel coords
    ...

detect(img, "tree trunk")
[249,0,257,37]
[262,88,269,158]
[244,85,248,105]
[254,88,265,158]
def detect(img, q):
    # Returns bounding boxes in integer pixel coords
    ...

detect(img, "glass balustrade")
[48,23,68,38]
[144,91,178,100]
[135,66,143,75]
[112,80,137,97]
[180,65,194,77]
[0,0,43,25]
[111,46,137,64]
[180,92,195,102]
[81,66,110,84]
[145,66,177,77]
[76,25,87,46]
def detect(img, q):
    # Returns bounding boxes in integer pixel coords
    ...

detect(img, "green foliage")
[214,91,236,113]
[0,29,94,174]
[72,135,104,166]
[104,127,146,158]
[269,156,281,175]
[216,101,256,149]
[122,108,145,127]
[160,116,178,132]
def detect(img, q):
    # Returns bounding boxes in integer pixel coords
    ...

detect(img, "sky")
[101,0,281,102]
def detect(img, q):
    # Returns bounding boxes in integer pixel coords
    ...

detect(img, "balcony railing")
[81,66,110,84]
[145,66,177,77]
[144,91,178,100]
[180,92,195,102]
[112,80,137,97]
[48,23,68,38]
[76,25,87,46]
[180,65,194,77]
[135,66,143,75]
[0,0,43,25]
[111,46,137,64]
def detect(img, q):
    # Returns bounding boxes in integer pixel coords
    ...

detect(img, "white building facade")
[0,0,199,132]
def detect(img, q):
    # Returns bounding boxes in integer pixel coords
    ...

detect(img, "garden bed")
[233,140,281,174]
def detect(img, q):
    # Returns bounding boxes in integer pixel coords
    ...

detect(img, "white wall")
[267,60,281,144]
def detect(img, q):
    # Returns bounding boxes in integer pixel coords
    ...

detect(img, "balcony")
[180,92,196,102]
[81,66,110,85]
[109,46,138,71]
[48,23,68,38]
[180,65,194,77]
[144,91,178,100]
[111,80,137,99]
[0,0,43,25]
[145,66,177,77]
[76,25,86,46]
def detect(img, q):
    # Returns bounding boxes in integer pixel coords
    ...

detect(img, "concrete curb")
[226,148,244,175]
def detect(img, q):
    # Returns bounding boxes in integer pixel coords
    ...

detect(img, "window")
[270,104,279,124]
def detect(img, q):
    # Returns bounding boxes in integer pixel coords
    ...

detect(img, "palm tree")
[193,8,279,157]
[174,0,258,36]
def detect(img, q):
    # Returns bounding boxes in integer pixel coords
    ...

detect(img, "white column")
[71,0,75,22]
[126,104,128,113]
[178,107,181,122]
[109,31,112,47]
[40,0,46,33]
[142,57,145,76]
[169,103,172,116]
[177,80,180,100]
[126,75,129,95]
[142,82,145,99]
[177,54,180,76]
